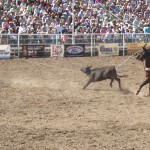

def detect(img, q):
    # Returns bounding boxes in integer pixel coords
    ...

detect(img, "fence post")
[18,34,20,58]
[94,33,96,56]
[91,33,93,57]
[123,34,125,56]
[7,34,8,44]
[56,34,58,45]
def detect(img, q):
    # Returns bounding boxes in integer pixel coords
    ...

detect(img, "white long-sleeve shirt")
[18,25,27,34]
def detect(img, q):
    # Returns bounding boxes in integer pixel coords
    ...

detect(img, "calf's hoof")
[119,88,123,91]
[136,91,139,95]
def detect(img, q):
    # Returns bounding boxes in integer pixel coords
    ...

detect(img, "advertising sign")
[99,43,119,56]
[64,44,85,57]
[127,43,150,55]
[51,45,64,57]
[0,45,11,59]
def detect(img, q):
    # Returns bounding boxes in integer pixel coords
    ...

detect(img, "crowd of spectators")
[0,0,150,44]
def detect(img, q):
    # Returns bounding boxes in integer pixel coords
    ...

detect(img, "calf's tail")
[117,74,128,77]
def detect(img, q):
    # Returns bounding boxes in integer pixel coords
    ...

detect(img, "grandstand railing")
[0,33,150,57]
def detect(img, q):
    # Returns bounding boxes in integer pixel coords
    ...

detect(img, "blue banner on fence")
[64,44,85,57]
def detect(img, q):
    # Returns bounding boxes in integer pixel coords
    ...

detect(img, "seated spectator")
[0,0,149,46]
[8,28,17,44]
[143,23,150,33]
[143,23,150,42]
[1,18,9,31]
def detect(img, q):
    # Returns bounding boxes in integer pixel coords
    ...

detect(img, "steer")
[81,65,126,90]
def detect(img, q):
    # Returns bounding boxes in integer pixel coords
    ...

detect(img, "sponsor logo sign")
[64,45,85,57]
[0,45,11,59]
[99,43,119,56]
[51,45,64,57]
[85,46,99,52]
[127,43,150,55]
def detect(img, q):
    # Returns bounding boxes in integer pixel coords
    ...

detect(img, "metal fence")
[0,33,150,57]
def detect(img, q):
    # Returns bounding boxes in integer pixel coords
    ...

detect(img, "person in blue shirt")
[143,23,150,42]
[144,23,150,32]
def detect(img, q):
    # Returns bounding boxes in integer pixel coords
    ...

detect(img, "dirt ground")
[0,56,150,150]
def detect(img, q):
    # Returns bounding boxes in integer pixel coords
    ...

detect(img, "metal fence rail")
[0,33,150,57]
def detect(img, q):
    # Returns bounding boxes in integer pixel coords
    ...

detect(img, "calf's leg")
[110,78,114,88]
[136,78,150,95]
[83,80,92,89]
[114,76,122,90]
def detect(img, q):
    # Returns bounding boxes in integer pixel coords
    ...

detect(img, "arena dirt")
[0,56,150,150]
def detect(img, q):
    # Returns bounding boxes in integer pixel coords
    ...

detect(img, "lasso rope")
[116,49,143,70]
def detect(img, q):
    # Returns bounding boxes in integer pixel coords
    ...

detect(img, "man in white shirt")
[18,22,28,55]
[18,23,27,34]
[132,16,140,31]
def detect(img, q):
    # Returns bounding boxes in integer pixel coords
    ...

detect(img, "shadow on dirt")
[92,87,134,95]
[120,88,134,94]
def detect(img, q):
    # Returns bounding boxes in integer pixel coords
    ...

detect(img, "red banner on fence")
[51,45,64,57]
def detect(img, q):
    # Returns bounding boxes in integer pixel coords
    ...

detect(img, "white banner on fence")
[51,45,64,57]
[99,43,119,56]
[85,46,99,52]
[0,45,11,59]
